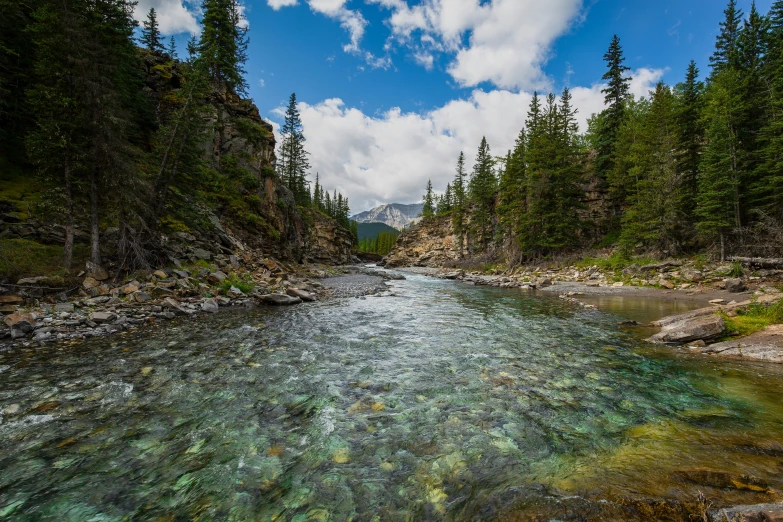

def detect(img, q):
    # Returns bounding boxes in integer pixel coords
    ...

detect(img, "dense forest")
[420,0,783,263]
[358,230,400,256]
[0,0,354,273]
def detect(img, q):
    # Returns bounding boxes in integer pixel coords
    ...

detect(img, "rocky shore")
[0,260,398,350]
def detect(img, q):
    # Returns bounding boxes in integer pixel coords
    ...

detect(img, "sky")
[135,0,774,214]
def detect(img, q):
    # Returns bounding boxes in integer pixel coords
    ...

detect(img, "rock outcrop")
[384,216,460,267]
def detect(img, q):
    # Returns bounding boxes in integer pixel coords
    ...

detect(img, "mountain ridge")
[351,203,423,230]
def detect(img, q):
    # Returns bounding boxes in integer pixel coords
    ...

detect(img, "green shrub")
[218,273,255,294]
[722,298,783,337]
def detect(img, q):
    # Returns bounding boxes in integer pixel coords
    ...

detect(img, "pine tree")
[468,136,496,248]
[498,129,526,246]
[278,93,311,206]
[168,36,178,59]
[710,0,744,74]
[451,151,467,257]
[141,7,164,53]
[674,60,705,228]
[596,35,632,181]
[197,0,248,94]
[619,83,683,253]
[421,179,435,218]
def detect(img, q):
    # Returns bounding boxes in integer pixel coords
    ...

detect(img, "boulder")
[201,298,220,313]
[709,503,783,522]
[153,270,168,279]
[151,287,174,297]
[85,296,111,306]
[647,314,725,344]
[3,312,37,332]
[163,297,190,315]
[0,304,18,313]
[16,276,50,285]
[133,292,153,303]
[82,277,100,290]
[260,294,301,306]
[85,261,109,281]
[227,286,246,298]
[192,247,212,261]
[208,271,228,284]
[90,311,116,323]
[536,277,553,288]
[54,303,75,313]
[287,288,316,302]
[0,296,23,304]
[725,278,747,293]
[120,282,140,295]
[693,325,783,363]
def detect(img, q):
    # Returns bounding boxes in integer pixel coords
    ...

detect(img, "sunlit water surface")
[2,271,783,521]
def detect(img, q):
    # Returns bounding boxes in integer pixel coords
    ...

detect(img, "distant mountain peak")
[351,203,423,230]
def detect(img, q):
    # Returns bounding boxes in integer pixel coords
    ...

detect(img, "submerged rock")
[260,293,301,306]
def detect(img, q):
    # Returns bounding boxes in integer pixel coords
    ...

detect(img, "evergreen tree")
[619,83,683,253]
[451,151,467,257]
[674,60,705,227]
[197,0,248,94]
[498,129,526,246]
[596,35,632,181]
[421,179,435,218]
[278,93,311,206]
[168,36,178,59]
[141,7,164,53]
[468,136,496,248]
[710,0,744,74]
[313,173,322,210]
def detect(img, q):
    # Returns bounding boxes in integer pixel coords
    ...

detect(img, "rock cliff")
[384,216,460,267]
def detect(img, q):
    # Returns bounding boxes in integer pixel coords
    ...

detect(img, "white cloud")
[374,0,585,90]
[268,0,298,8]
[134,0,200,35]
[273,68,664,213]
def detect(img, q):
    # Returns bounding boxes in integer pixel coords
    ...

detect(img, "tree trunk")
[720,231,725,263]
[89,167,101,266]
[62,152,75,269]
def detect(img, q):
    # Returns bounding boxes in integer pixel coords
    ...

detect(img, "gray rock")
[694,325,783,363]
[207,271,227,284]
[10,328,28,339]
[260,294,301,306]
[82,277,100,290]
[725,278,747,293]
[162,297,190,315]
[201,298,220,313]
[16,276,49,285]
[708,503,783,522]
[151,287,174,297]
[85,296,111,306]
[192,247,212,261]
[287,288,316,302]
[54,303,74,313]
[133,292,153,303]
[91,312,116,323]
[536,277,553,288]
[229,255,240,268]
[227,286,245,298]
[647,314,725,344]
[172,270,190,279]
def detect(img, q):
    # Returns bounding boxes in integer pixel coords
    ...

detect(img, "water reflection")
[0,272,782,520]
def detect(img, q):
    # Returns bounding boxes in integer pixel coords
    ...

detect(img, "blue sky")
[139,0,773,212]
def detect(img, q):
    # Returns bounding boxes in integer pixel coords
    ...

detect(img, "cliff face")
[384,216,460,267]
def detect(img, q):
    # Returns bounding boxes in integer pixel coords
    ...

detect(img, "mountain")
[351,203,423,230]
[357,222,399,242]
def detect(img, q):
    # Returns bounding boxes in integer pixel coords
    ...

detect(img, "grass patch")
[0,238,89,280]
[574,252,657,273]
[722,298,783,337]
[218,273,254,294]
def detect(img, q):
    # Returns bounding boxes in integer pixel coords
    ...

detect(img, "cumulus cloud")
[268,0,299,8]
[273,68,664,213]
[372,0,585,90]
[133,0,200,35]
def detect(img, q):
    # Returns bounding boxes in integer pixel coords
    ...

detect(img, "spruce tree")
[468,137,496,247]
[141,8,164,53]
[596,35,632,181]
[674,60,705,228]
[168,36,178,59]
[278,93,311,206]
[451,151,467,257]
[498,129,526,245]
[710,0,744,74]
[421,179,435,218]
[198,0,248,93]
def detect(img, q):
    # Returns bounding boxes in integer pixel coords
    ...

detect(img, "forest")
[0,0,354,275]
[420,0,783,263]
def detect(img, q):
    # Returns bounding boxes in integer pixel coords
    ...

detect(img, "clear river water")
[1,270,783,521]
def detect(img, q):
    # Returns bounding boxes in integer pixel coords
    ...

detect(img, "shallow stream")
[2,271,783,520]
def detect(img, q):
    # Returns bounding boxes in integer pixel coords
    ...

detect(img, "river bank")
[0,262,394,350]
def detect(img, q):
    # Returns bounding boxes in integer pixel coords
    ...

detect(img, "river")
[1,270,783,520]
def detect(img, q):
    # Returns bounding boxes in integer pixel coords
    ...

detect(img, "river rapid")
[1,269,783,521]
